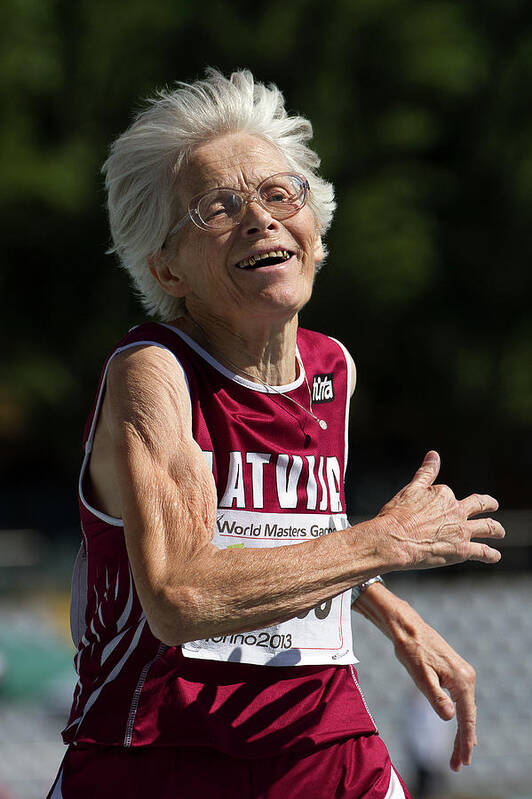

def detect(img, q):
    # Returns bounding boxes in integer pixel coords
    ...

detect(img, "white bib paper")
[181,510,357,667]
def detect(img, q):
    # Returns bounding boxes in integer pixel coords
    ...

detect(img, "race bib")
[181,510,357,667]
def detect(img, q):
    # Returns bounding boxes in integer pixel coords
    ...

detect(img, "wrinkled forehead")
[178,132,292,202]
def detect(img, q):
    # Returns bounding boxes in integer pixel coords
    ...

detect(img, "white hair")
[103,68,336,320]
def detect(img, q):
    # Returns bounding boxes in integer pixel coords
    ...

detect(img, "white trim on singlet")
[328,336,352,480]
[70,540,88,649]
[78,340,191,526]
[48,763,64,798]
[157,323,306,393]
[385,767,407,799]
[71,617,148,737]
[78,327,347,526]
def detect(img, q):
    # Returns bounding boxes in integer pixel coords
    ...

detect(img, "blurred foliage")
[1,0,531,530]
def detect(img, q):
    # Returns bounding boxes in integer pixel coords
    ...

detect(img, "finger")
[435,519,504,550]
[410,666,455,720]
[409,450,440,488]
[449,675,477,770]
[455,692,477,768]
[466,541,502,564]
[420,672,455,720]
[466,517,505,540]
[450,729,462,771]
[459,493,499,517]
[428,689,455,721]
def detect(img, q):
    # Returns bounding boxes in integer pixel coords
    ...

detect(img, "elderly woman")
[48,70,503,799]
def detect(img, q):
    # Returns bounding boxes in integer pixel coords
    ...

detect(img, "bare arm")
[98,345,504,646]
[354,582,479,771]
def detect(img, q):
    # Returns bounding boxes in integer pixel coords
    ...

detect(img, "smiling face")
[151,133,323,330]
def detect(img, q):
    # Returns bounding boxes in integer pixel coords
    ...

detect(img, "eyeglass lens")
[196,174,306,229]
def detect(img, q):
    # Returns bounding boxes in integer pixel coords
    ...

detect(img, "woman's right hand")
[377,451,505,570]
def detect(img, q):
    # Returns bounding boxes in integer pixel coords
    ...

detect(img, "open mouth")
[236,249,293,269]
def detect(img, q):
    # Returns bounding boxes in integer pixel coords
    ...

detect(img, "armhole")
[78,340,191,526]
[327,336,353,480]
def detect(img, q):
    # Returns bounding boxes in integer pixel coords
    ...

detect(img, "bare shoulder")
[103,344,193,459]
[106,343,190,412]
[87,344,194,517]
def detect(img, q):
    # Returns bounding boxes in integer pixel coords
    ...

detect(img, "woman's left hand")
[353,582,477,771]
[392,613,477,771]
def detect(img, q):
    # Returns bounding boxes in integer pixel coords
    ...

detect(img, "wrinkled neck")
[173,311,299,386]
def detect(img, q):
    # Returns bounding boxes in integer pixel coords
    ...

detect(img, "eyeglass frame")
[164,172,311,242]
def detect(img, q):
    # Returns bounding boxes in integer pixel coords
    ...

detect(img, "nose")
[240,196,277,236]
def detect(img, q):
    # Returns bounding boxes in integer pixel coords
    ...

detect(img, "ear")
[148,252,189,299]
[313,231,324,264]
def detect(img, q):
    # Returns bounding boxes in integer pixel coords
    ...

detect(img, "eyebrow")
[186,171,282,197]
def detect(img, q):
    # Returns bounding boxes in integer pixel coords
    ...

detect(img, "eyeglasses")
[166,172,310,239]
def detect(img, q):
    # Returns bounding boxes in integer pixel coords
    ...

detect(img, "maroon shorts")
[48,735,411,799]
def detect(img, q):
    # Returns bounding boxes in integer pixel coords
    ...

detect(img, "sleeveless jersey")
[62,322,377,756]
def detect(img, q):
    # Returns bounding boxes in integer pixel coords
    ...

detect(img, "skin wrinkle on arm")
[102,345,390,646]
[98,345,504,647]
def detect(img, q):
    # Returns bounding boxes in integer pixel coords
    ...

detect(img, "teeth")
[237,250,291,268]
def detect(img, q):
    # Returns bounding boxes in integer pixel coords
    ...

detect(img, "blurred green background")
[1,0,531,533]
[0,3,531,796]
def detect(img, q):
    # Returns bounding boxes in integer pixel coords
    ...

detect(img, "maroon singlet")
[62,322,378,757]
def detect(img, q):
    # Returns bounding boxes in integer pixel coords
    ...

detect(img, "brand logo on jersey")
[312,373,334,403]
